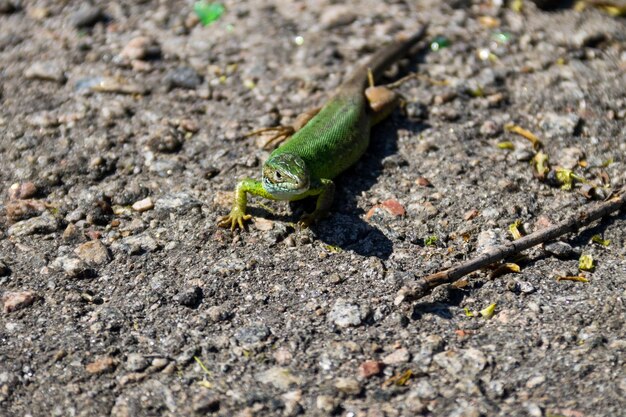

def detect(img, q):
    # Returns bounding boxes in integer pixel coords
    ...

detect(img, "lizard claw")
[297,213,317,229]
[218,210,252,231]
[245,126,295,150]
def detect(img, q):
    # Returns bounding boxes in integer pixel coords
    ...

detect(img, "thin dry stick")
[412,188,626,298]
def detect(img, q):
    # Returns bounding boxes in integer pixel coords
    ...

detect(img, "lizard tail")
[344,24,429,88]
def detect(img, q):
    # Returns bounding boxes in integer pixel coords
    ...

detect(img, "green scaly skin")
[219,26,427,230]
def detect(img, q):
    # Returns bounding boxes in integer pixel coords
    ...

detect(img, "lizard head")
[262,153,310,200]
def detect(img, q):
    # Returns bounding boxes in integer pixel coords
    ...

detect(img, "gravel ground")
[1,1,625,416]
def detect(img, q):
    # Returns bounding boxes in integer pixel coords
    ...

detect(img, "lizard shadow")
[298,115,430,259]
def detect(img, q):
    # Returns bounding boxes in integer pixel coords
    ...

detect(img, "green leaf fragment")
[425,235,438,246]
[591,235,610,246]
[579,254,595,271]
[555,168,587,191]
[194,1,225,26]
[464,307,475,317]
[479,303,496,319]
[497,141,515,150]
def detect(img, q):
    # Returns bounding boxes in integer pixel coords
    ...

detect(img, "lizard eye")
[274,171,282,182]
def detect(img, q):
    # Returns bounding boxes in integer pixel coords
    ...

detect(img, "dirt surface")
[1,1,625,416]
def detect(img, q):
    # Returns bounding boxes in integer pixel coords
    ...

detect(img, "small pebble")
[320,5,356,29]
[334,377,361,395]
[74,240,112,266]
[383,348,410,365]
[192,392,220,414]
[120,36,161,61]
[176,286,202,308]
[256,367,301,390]
[125,353,149,372]
[2,291,39,313]
[7,213,58,236]
[132,197,154,212]
[329,298,362,328]
[235,324,270,345]
[480,120,501,137]
[70,5,103,28]
[85,356,117,374]
[164,67,202,90]
[51,256,92,278]
[316,395,337,413]
[24,62,66,83]
[359,360,384,378]
[539,112,580,139]
[544,241,576,259]
[8,182,38,200]
[5,199,46,223]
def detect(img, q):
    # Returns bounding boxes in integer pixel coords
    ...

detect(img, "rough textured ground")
[1,1,625,416]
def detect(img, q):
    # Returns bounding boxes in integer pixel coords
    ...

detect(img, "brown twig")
[410,188,626,299]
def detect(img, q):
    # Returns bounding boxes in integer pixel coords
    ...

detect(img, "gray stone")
[539,112,580,139]
[235,324,270,344]
[412,380,438,400]
[476,230,501,254]
[256,367,302,390]
[115,234,160,254]
[70,5,103,28]
[334,377,361,395]
[125,353,149,372]
[74,240,112,266]
[329,298,362,328]
[382,348,411,365]
[155,193,202,214]
[164,67,202,90]
[8,214,58,237]
[51,256,93,278]
[24,62,66,83]
[544,241,576,259]
[192,391,220,414]
[175,286,202,308]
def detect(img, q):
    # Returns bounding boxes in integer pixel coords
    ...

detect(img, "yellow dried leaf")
[194,356,212,376]
[464,307,475,317]
[497,141,515,150]
[479,303,497,319]
[531,151,550,179]
[556,275,589,283]
[591,235,610,246]
[579,254,595,271]
[490,263,521,278]
[505,123,543,150]
[509,220,523,240]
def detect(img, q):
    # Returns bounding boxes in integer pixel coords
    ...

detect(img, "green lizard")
[219,26,428,230]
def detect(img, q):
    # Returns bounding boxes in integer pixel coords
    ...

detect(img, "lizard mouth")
[262,153,310,200]
[263,176,309,199]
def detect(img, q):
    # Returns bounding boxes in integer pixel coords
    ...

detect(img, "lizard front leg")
[297,178,335,228]
[217,178,277,230]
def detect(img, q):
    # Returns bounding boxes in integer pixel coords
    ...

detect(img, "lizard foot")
[245,126,295,150]
[297,213,319,229]
[217,209,252,231]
